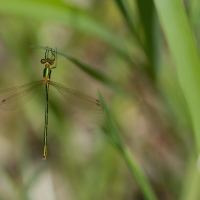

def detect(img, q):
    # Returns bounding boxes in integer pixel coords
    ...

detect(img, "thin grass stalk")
[99,93,158,200]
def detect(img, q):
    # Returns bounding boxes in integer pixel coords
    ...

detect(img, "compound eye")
[41,59,46,64]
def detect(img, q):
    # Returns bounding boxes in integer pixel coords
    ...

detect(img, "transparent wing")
[0,80,44,110]
[50,81,103,113]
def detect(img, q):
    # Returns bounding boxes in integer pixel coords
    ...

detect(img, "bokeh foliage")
[0,0,199,200]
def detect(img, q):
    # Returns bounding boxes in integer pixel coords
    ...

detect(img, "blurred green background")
[0,0,200,200]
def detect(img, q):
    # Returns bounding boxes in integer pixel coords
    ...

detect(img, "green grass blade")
[113,0,136,33]
[153,0,200,154]
[153,0,200,199]
[113,0,144,48]
[0,0,132,62]
[136,0,157,79]
[99,93,158,200]
[179,156,200,200]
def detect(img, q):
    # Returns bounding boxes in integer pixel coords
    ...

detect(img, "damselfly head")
[41,58,55,65]
[41,48,57,69]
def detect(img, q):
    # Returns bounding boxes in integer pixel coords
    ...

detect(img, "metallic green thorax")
[43,67,52,81]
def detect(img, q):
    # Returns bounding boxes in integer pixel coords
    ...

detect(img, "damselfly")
[0,47,103,160]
